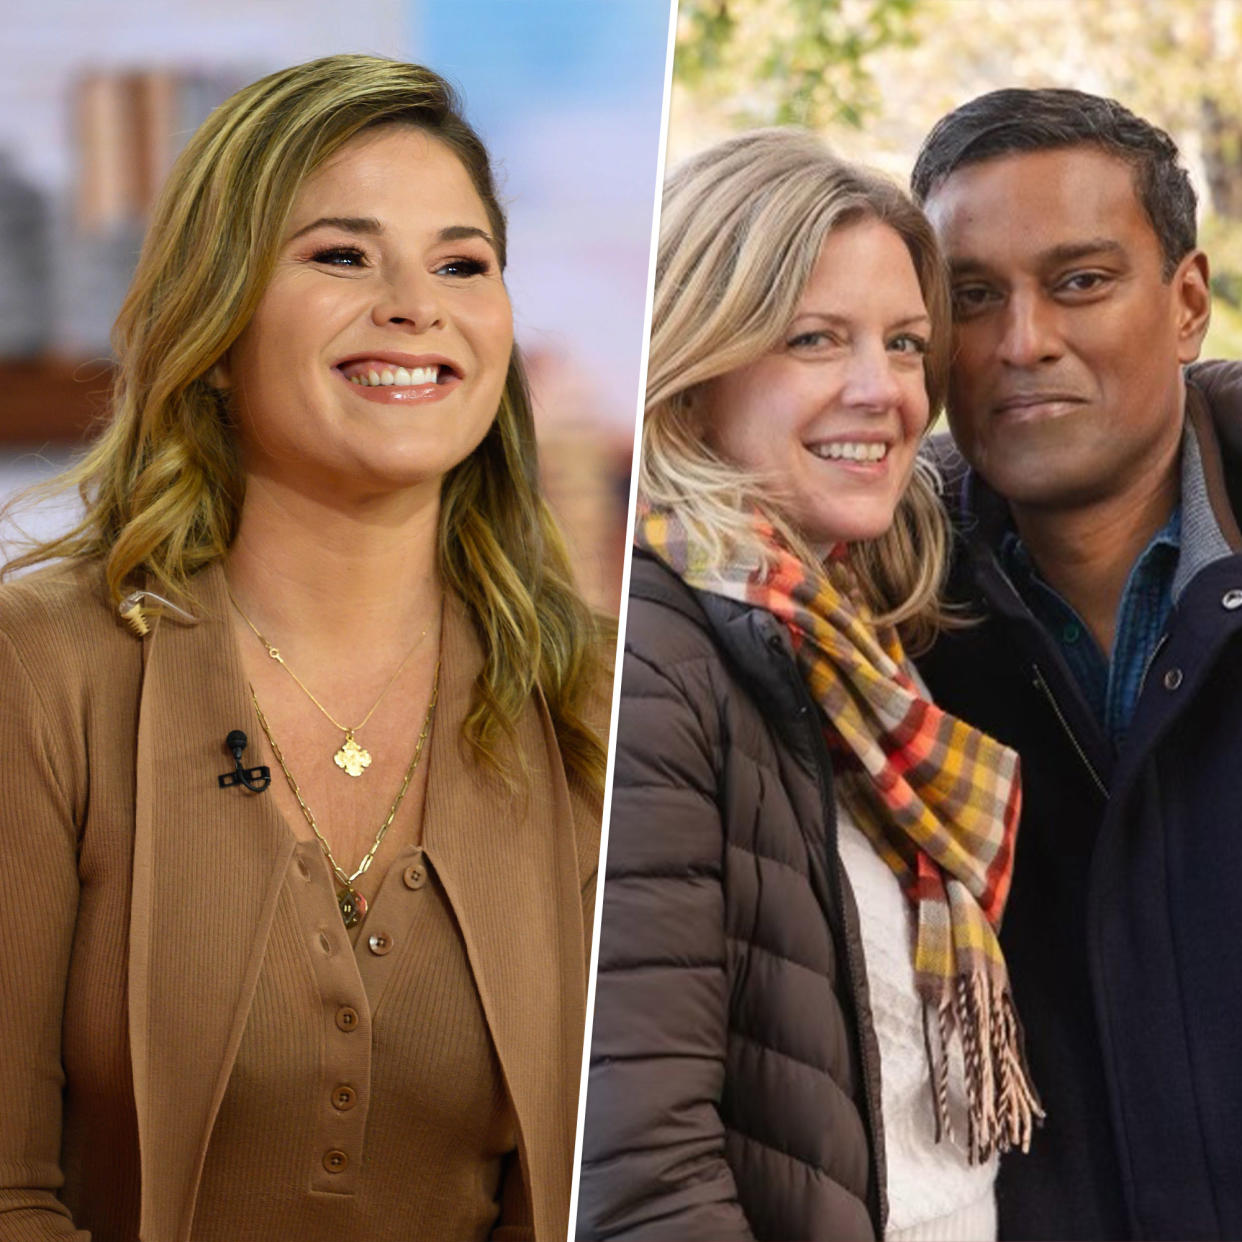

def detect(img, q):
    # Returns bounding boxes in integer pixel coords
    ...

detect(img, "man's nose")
[997,291,1063,367]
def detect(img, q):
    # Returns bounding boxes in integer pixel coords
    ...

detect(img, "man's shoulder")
[1187,358,1242,407]
[1188,359,1242,458]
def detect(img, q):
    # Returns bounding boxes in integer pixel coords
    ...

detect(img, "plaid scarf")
[636,505,1043,1161]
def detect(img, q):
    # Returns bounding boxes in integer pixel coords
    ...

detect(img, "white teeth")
[810,441,889,462]
[347,364,442,387]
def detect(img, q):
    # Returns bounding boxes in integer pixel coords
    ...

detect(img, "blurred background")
[0,0,673,613]
[668,0,1242,366]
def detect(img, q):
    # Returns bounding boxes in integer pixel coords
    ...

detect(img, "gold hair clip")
[118,590,197,637]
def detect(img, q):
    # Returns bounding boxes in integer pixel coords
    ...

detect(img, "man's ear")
[1175,250,1212,364]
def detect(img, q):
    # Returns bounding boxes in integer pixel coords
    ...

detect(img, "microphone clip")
[218,730,271,793]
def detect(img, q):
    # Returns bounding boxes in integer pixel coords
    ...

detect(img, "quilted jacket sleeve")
[575,625,755,1241]
[0,627,90,1239]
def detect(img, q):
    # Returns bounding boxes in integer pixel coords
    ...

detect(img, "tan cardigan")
[0,559,600,1242]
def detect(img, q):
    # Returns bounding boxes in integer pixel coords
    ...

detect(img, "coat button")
[403,862,426,890]
[331,1084,357,1111]
[322,1149,348,1174]
[1163,667,1184,690]
[335,1005,360,1032]
[1223,589,1242,610]
[368,932,393,956]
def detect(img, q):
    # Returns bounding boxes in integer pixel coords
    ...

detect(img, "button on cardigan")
[194,841,520,1239]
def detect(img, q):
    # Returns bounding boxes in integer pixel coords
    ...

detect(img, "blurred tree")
[944,0,1242,222]
[670,0,1242,318]
[674,0,920,128]
[1103,0,1242,221]
[906,0,1242,302]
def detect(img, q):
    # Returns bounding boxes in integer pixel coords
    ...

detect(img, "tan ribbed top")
[193,839,521,1240]
[0,559,599,1242]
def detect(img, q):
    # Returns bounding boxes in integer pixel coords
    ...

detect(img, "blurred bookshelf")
[0,357,113,445]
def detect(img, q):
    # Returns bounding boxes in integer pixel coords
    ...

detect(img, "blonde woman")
[0,56,607,1242]
[578,130,1038,1241]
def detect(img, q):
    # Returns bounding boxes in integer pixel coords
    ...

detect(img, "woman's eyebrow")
[287,218,497,250]
[438,224,496,248]
[790,311,931,328]
[290,215,383,240]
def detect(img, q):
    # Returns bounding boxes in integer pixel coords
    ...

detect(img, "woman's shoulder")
[0,558,151,757]
[0,560,141,794]
[0,557,134,669]
[625,552,720,667]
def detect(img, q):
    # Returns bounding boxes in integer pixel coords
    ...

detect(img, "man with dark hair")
[911,87,1242,1240]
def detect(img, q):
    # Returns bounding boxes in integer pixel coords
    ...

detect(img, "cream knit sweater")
[838,807,998,1241]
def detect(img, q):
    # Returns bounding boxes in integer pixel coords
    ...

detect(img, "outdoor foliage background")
[670,0,1242,362]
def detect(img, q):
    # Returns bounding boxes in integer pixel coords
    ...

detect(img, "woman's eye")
[435,255,491,278]
[787,330,834,349]
[310,245,368,268]
[889,333,929,355]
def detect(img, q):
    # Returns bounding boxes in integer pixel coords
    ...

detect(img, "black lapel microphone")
[218,729,272,793]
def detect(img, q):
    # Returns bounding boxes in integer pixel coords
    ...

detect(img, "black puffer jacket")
[577,552,885,1241]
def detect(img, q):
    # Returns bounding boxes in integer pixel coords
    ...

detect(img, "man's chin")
[977,459,1116,512]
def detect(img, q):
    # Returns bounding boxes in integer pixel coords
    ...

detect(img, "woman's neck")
[224,474,442,664]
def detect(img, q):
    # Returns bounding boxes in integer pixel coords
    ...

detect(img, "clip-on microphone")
[218,729,272,793]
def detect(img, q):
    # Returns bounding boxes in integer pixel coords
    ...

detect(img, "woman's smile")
[703,217,931,547]
[805,437,894,464]
[335,352,464,403]
[217,125,513,499]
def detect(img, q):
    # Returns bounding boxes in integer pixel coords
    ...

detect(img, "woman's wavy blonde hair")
[643,128,955,650]
[5,54,609,791]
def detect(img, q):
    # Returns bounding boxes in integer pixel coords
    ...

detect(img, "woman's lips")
[805,438,894,476]
[334,365,460,405]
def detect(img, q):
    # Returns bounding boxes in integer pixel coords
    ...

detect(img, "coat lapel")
[129,563,294,1242]
[423,596,588,1242]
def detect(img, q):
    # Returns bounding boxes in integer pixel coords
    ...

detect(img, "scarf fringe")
[927,974,1045,1163]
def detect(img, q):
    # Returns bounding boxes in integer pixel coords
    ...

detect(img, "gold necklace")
[251,661,439,927]
[229,590,436,778]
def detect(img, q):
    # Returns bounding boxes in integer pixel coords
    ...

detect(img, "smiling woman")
[0,55,608,1242]
[219,128,514,500]
[578,129,1038,1242]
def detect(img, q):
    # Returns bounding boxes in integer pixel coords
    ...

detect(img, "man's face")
[922,146,1210,511]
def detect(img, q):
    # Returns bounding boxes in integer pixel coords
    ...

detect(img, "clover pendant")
[334,733,372,777]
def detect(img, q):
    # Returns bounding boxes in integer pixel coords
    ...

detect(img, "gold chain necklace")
[251,661,439,927]
[229,589,436,777]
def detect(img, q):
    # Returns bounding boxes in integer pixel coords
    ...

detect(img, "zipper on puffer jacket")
[775,637,887,1237]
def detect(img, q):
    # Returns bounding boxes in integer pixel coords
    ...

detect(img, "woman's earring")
[206,357,232,391]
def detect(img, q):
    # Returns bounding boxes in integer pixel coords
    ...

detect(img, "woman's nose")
[370,268,444,331]
[841,342,902,410]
